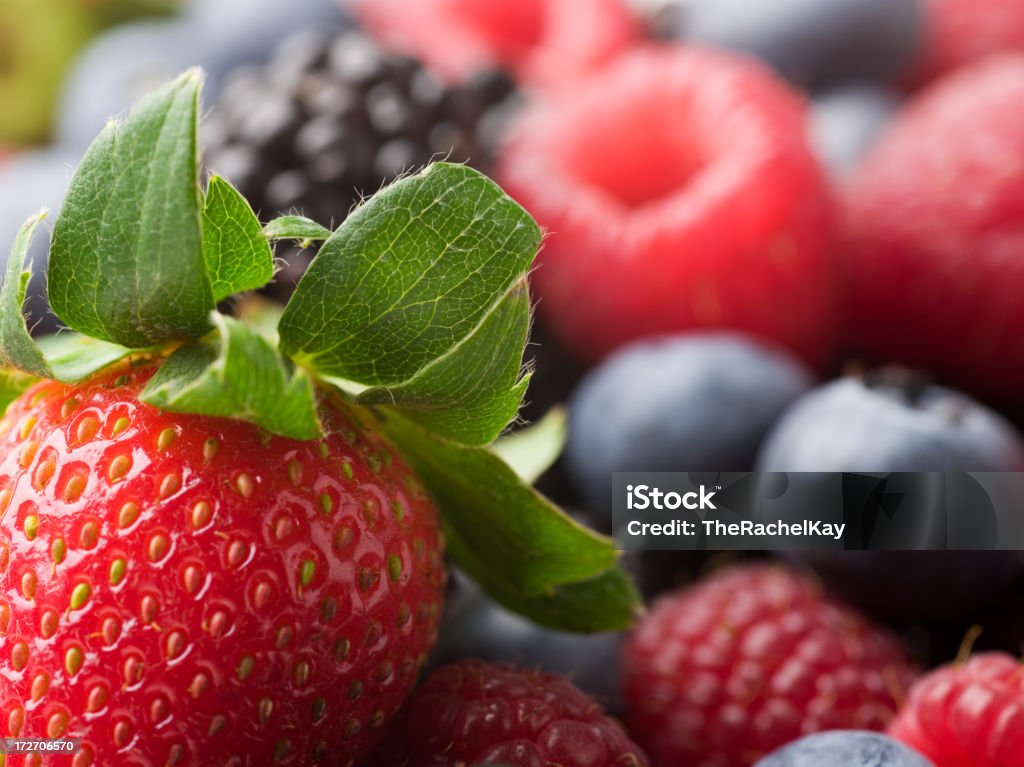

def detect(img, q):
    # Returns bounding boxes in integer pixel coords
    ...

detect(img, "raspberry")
[889,653,1024,767]
[917,0,1024,81]
[372,659,649,766]
[622,565,918,767]
[349,0,641,87]
[840,56,1024,400]
[498,46,836,368]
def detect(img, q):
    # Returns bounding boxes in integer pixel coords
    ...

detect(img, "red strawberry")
[348,0,641,88]
[370,659,649,766]
[916,0,1024,81]
[0,361,446,766]
[498,46,837,369]
[888,652,1024,767]
[841,55,1024,400]
[621,565,918,767]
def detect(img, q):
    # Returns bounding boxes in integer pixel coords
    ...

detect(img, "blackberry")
[203,27,518,300]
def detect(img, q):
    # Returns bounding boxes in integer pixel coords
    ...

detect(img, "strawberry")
[0,362,445,766]
[0,71,636,765]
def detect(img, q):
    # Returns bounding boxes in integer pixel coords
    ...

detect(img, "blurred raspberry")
[498,45,837,368]
[372,659,649,766]
[916,0,1024,81]
[841,55,1024,400]
[347,0,642,88]
[889,652,1024,767]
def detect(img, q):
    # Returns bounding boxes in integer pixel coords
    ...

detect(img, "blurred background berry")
[3,2,1024,764]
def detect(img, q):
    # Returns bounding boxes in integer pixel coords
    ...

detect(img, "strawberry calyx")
[0,69,639,632]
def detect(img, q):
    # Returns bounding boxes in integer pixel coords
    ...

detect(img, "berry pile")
[3,1,1024,767]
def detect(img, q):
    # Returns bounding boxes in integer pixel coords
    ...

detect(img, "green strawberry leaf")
[1,211,55,378]
[355,281,532,445]
[374,408,638,630]
[234,296,285,343]
[263,215,332,243]
[378,409,617,585]
[0,368,38,415]
[48,69,214,348]
[203,175,274,302]
[491,406,567,484]
[37,334,135,382]
[279,163,541,444]
[141,312,322,440]
[1,213,136,383]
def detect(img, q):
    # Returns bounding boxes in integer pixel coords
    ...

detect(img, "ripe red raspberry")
[372,659,649,766]
[349,0,641,87]
[498,46,837,369]
[621,565,918,767]
[888,652,1024,767]
[841,56,1024,400]
[917,0,1024,81]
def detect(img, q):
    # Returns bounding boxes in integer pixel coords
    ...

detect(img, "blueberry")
[432,570,625,712]
[759,368,1024,621]
[186,0,348,78]
[0,149,78,334]
[672,0,924,89]
[55,19,208,149]
[756,368,1024,471]
[754,731,935,767]
[56,3,351,150]
[811,85,900,178]
[566,333,812,520]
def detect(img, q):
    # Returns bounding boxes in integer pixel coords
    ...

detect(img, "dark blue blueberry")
[811,85,900,178]
[56,19,210,149]
[566,333,812,520]
[754,731,935,767]
[56,1,350,149]
[760,369,1024,621]
[186,0,348,92]
[757,368,1024,472]
[432,570,625,712]
[671,0,924,89]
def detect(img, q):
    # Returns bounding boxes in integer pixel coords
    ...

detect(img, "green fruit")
[0,0,98,144]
